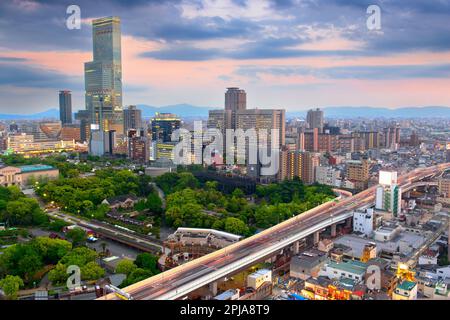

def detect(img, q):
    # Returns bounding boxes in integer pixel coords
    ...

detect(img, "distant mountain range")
[287,106,450,119]
[1,105,450,120]
[0,108,61,120]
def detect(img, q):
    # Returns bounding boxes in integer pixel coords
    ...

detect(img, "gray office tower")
[123,105,142,134]
[59,90,72,125]
[306,108,324,133]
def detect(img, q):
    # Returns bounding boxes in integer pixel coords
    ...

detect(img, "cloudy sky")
[0,0,450,114]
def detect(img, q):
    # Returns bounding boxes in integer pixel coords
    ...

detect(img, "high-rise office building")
[123,105,142,134]
[59,90,72,125]
[207,87,285,180]
[306,108,324,133]
[208,87,246,133]
[151,113,181,143]
[235,108,286,146]
[383,126,400,150]
[225,87,246,112]
[225,87,247,130]
[84,16,123,132]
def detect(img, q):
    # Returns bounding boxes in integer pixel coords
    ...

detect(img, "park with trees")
[0,236,106,298]
[115,252,160,288]
[157,172,335,236]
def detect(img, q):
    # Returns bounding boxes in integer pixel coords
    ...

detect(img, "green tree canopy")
[224,217,249,236]
[134,253,158,274]
[66,228,87,247]
[115,259,137,276]
[0,275,24,300]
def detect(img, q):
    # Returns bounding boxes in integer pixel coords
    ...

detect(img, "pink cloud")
[1,34,450,108]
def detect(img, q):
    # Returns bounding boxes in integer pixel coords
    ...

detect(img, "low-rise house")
[102,194,139,210]
[319,259,368,282]
[290,250,327,280]
[392,280,418,300]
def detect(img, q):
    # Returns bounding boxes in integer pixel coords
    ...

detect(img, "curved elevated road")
[100,163,450,300]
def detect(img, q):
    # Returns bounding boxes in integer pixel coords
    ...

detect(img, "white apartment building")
[353,208,376,236]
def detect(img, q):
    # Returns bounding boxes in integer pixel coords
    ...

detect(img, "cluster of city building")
[157,170,450,301]
[1,15,449,198]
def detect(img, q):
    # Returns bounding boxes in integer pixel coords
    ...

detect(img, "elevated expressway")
[100,163,450,300]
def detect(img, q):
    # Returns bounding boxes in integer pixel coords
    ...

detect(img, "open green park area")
[0,154,335,299]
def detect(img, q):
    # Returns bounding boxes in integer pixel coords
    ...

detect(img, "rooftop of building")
[103,194,139,204]
[326,259,368,276]
[397,280,417,291]
[19,164,56,173]
[292,249,327,268]
[305,276,333,288]
[248,269,271,278]
[214,289,239,300]
[334,232,426,258]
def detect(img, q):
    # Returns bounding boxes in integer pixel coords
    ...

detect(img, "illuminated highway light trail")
[98,163,450,300]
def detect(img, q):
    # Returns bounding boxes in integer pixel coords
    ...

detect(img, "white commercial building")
[375,170,402,216]
[373,225,402,242]
[353,208,375,236]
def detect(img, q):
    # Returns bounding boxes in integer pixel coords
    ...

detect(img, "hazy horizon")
[1,0,450,114]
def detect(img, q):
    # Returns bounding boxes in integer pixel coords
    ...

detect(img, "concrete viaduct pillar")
[293,240,300,255]
[346,217,352,228]
[331,223,337,237]
[209,281,218,296]
[313,231,320,245]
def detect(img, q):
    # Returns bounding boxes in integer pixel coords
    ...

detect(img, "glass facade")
[84,16,123,131]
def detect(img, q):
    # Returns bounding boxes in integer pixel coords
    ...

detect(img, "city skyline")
[0,0,450,114]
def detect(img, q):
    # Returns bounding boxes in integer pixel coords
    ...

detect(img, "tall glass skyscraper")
[84,16,123,132]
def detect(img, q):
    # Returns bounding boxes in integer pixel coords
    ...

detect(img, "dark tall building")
[409,131,420,147]
[306,108,324,133]
[75,110,91,142]
[59,90,72,125]
[123,105,142,134]
[225,87,246,111]
[151,112,181,142]
[105,130,116,154]
[383,126,400,149]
